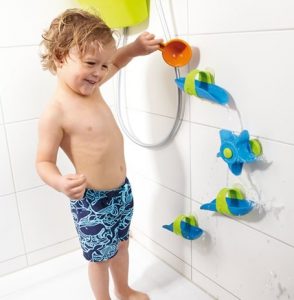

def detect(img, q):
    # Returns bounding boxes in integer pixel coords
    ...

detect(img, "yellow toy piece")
[76,0,149,28]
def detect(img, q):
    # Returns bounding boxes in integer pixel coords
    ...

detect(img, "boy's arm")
[100,32,163,85]
[35,105,64,192]
[36,105,87,199]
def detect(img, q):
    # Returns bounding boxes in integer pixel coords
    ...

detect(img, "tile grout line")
[0,241,73,267]
[188,26,294,37]
[0,44,38,49]
[3,118,39,126]
[191,265,241,300]
[0,184,46,199]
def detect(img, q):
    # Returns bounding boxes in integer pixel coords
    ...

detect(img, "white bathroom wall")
[0,0,82,276]
[122,0,294,299]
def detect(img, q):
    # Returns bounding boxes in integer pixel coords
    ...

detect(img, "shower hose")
[115,0,186,148]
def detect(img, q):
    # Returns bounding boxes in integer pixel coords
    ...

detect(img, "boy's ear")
[54,58,64,69]
[54,51,65,69]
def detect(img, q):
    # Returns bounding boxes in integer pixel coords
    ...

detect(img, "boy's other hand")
[60,174,87,200]
[130,32,163,57]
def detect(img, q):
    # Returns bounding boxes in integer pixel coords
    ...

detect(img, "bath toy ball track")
[200,187,256,216]
[162,214,203,240]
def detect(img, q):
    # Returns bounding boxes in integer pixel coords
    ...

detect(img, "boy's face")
[57,40,116,96]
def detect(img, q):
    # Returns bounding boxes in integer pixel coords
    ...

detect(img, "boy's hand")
[104,32,163,83]
[59,174,87,200]
[130,32,163,57]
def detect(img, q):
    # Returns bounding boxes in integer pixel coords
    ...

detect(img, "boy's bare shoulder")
[39,99,64,125]
[38,99,65,138]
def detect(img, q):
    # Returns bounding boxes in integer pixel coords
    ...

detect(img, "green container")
[77,0,149,28]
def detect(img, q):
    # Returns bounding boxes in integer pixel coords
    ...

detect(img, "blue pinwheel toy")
[162,214,203,240]
[200,187,256,216]
[175,69,229,105]
[217,129,263,176]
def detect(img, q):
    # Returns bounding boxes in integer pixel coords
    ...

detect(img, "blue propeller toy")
[217,129,263,176]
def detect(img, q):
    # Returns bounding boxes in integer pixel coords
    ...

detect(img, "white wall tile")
[56,149,76,177]
[0,248,85,298]
[131,174,191,264]
[0,194,25,262]
[189,31,294,144]
[192,267,239,300]
[192,201,294,299]
[227,138,294,248]
[6,120,41,191]
[6,117,76,191]
[188,0,294,34]
[131,228,192,280]
[125,111,190,197]
[128,0,188,39]
[0,98,3,124]
[0,126,14,195]
[17,186,77,252]
[100,77,116,107]
[0,256,27,278]
[27,238,80,266]
[191,123,228,203]
[152,0,188,37]
[0,0,78,47]
[0,47,56,123]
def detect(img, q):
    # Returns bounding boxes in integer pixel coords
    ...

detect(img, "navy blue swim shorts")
[70,178,134,262]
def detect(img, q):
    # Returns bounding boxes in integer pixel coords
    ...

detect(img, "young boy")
[36,8,162,300]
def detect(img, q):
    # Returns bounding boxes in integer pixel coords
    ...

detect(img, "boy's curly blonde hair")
[40,8,115,73]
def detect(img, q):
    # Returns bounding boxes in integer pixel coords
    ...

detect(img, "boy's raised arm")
[100,32,163,85]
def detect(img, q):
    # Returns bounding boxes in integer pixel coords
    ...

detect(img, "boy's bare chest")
[62,101,121,141]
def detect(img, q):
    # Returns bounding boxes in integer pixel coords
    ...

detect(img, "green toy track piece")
[162,214,203,240]
[216,188,245,216]
[184,69,215,96]
[201,186,255,216]
[173,215,197,236]
[249,139,263,157]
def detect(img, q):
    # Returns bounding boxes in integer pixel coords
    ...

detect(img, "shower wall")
[0,0,294,299]
[122,1,294,299]
[0,0,81,275]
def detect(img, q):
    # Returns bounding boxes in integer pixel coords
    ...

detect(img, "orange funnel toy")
[159,39,192,67]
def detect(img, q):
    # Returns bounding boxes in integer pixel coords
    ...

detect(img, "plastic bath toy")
[217,129,263,176]
[159,39,192,67]
[162,214,203,240]
[200,187,255,216]
[77,0,149,28]
[175,69,229,105]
